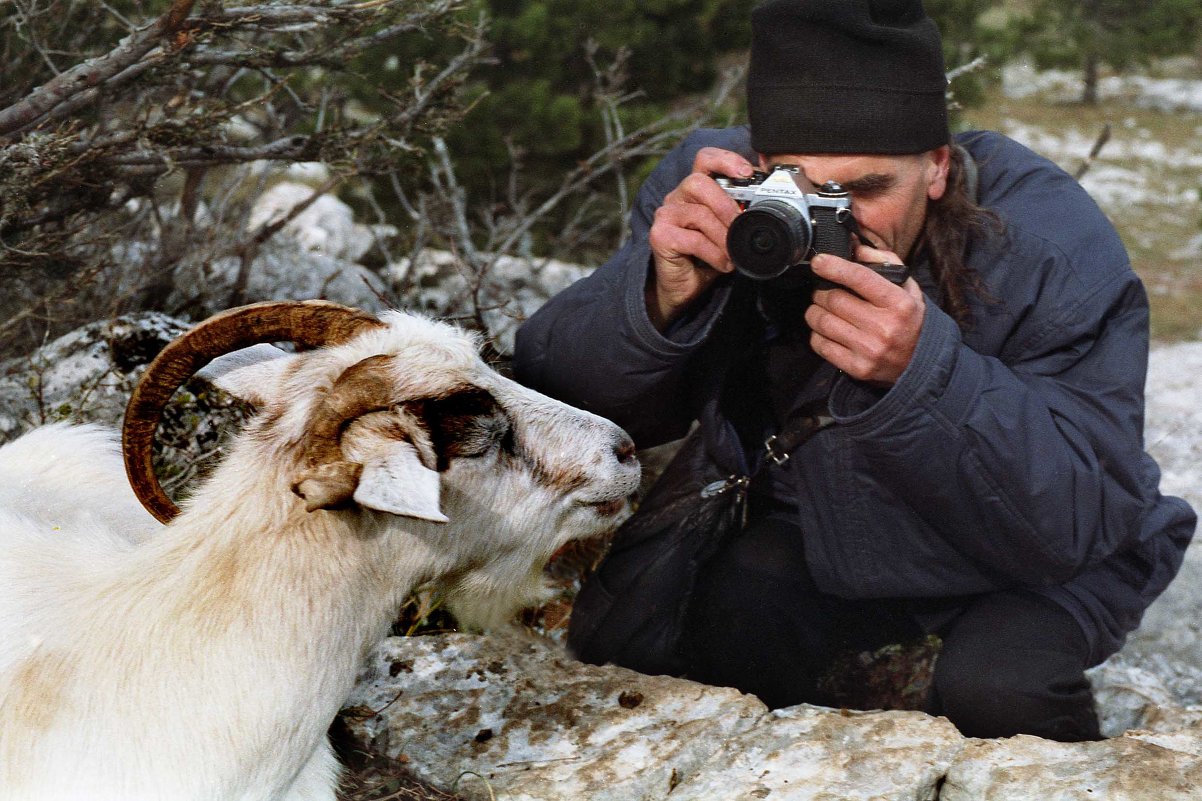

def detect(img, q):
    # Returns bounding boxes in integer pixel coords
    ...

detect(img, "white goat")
[0,301,639,801]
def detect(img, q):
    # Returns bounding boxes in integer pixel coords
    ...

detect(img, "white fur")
[0,311,639,801]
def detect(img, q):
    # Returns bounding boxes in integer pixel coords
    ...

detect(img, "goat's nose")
[614,433,637,465]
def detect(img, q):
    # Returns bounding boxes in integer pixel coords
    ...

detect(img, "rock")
[0,312,187,438]
[1136,704,1202,735]
[1145,340,1202,510]
[171,244,390,321]
[1087,340,1202,724]
[0,312,251,500]
[667,705,964,801]
[392,249,590,354]
[940,734,1202,800]
[341,632,1202,801]
[341,632,767,801]
[248,181,396,263]
[151,180,396,320]
[1118,704,1202,761]
[1088,654,1180,737]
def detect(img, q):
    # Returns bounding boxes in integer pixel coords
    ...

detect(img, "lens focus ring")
[726,200,812,280]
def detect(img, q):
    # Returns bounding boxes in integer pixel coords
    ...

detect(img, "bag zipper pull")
[700,474,750,499]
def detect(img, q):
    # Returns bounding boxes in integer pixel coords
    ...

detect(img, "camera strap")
[763,400,833,468]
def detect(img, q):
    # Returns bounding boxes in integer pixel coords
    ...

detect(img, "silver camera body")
[716,165,858,282]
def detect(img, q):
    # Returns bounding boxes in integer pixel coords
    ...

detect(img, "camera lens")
[726,200,811,280]
[750,227,778,255]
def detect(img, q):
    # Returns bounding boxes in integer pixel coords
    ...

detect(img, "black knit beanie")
[747,0,949,155]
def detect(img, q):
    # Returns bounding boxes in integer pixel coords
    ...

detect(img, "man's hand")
[646,147,756,330]
[805,244,925,386]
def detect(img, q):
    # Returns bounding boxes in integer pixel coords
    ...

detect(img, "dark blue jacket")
[514,128,1196,664]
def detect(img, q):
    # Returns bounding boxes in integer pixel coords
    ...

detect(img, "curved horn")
[123,300,386,523]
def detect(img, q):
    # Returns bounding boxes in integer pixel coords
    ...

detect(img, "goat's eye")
[425,390,511,466]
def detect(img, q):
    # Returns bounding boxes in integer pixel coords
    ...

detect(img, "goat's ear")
[353,440,448,523]
[195,344,292,407]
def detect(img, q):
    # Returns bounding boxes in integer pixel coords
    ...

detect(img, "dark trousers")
[680,512,1102,742]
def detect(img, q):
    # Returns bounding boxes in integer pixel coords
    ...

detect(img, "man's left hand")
[804,245,925,386]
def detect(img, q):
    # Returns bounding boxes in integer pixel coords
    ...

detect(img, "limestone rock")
[0,312,251,500]
[1136,704,1202,735]
[1145,340,1202,508]
[0,312,187,438]
[248,181,395,263]
[1088,655,1180,737]
[1092,339,1202,725]
[340,630,1202,801]
[341,632,767,801]
[1123,705,1202,760]
[392,249,590,354]
[940,734,1202,800]
[172,244,389,321]
[667,704,965,801]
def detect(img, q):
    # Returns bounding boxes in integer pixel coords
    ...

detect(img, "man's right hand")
[645,147,757,330]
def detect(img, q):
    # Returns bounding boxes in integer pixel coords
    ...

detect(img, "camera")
[717,165,902,286]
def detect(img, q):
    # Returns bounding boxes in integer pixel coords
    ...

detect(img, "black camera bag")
[567,409,829,677]
[566,427,746,676]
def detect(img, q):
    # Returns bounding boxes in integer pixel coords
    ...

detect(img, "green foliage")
[1008,0,1202,101]
[926,0,1010,115]
[377,0,754,207]
[482,0,747,100]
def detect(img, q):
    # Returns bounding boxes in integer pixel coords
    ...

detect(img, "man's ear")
[926,145,951,202]
[195,344,292,407]
[353,439,448,523]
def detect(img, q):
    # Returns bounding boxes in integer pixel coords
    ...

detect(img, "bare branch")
[492,64,744,261]
[1073,123,1112,180]
[585,40,638,247]
[0,0,197,139]
[946,55,988,84]
[408,61,746,353]
[0,0,480,359]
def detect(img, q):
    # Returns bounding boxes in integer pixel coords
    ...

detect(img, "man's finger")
[853,241,904,266]
[653,200,736,260]
[692,147,757,181]
[811,254,904,306]
[805,300,866,352]
[654,227,732,274]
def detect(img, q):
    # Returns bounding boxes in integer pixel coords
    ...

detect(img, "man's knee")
[931,592,1100,741]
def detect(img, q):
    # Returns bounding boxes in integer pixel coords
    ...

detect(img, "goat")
[0,300,640,801]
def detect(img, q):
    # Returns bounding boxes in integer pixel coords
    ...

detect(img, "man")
[513,0,1196,742]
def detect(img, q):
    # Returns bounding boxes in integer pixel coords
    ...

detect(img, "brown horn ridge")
[122,300,386,524]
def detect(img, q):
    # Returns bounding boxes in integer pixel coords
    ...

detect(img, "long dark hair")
[919,145,1002,329]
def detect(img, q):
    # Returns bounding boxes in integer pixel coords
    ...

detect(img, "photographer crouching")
[513,0,1195,742]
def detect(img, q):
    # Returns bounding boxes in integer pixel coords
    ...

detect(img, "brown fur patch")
[6,650,68,734]
[170,540,255,634]
[525,452,590,495]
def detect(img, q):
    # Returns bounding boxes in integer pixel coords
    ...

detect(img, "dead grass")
[332,715,468,801]
[961,83,1202,342]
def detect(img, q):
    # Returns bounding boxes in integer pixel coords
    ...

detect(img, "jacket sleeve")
[513,129,744,446]
[826,231,1166,587]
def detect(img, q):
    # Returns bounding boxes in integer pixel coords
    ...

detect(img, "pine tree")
[1015,0,1202,104]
